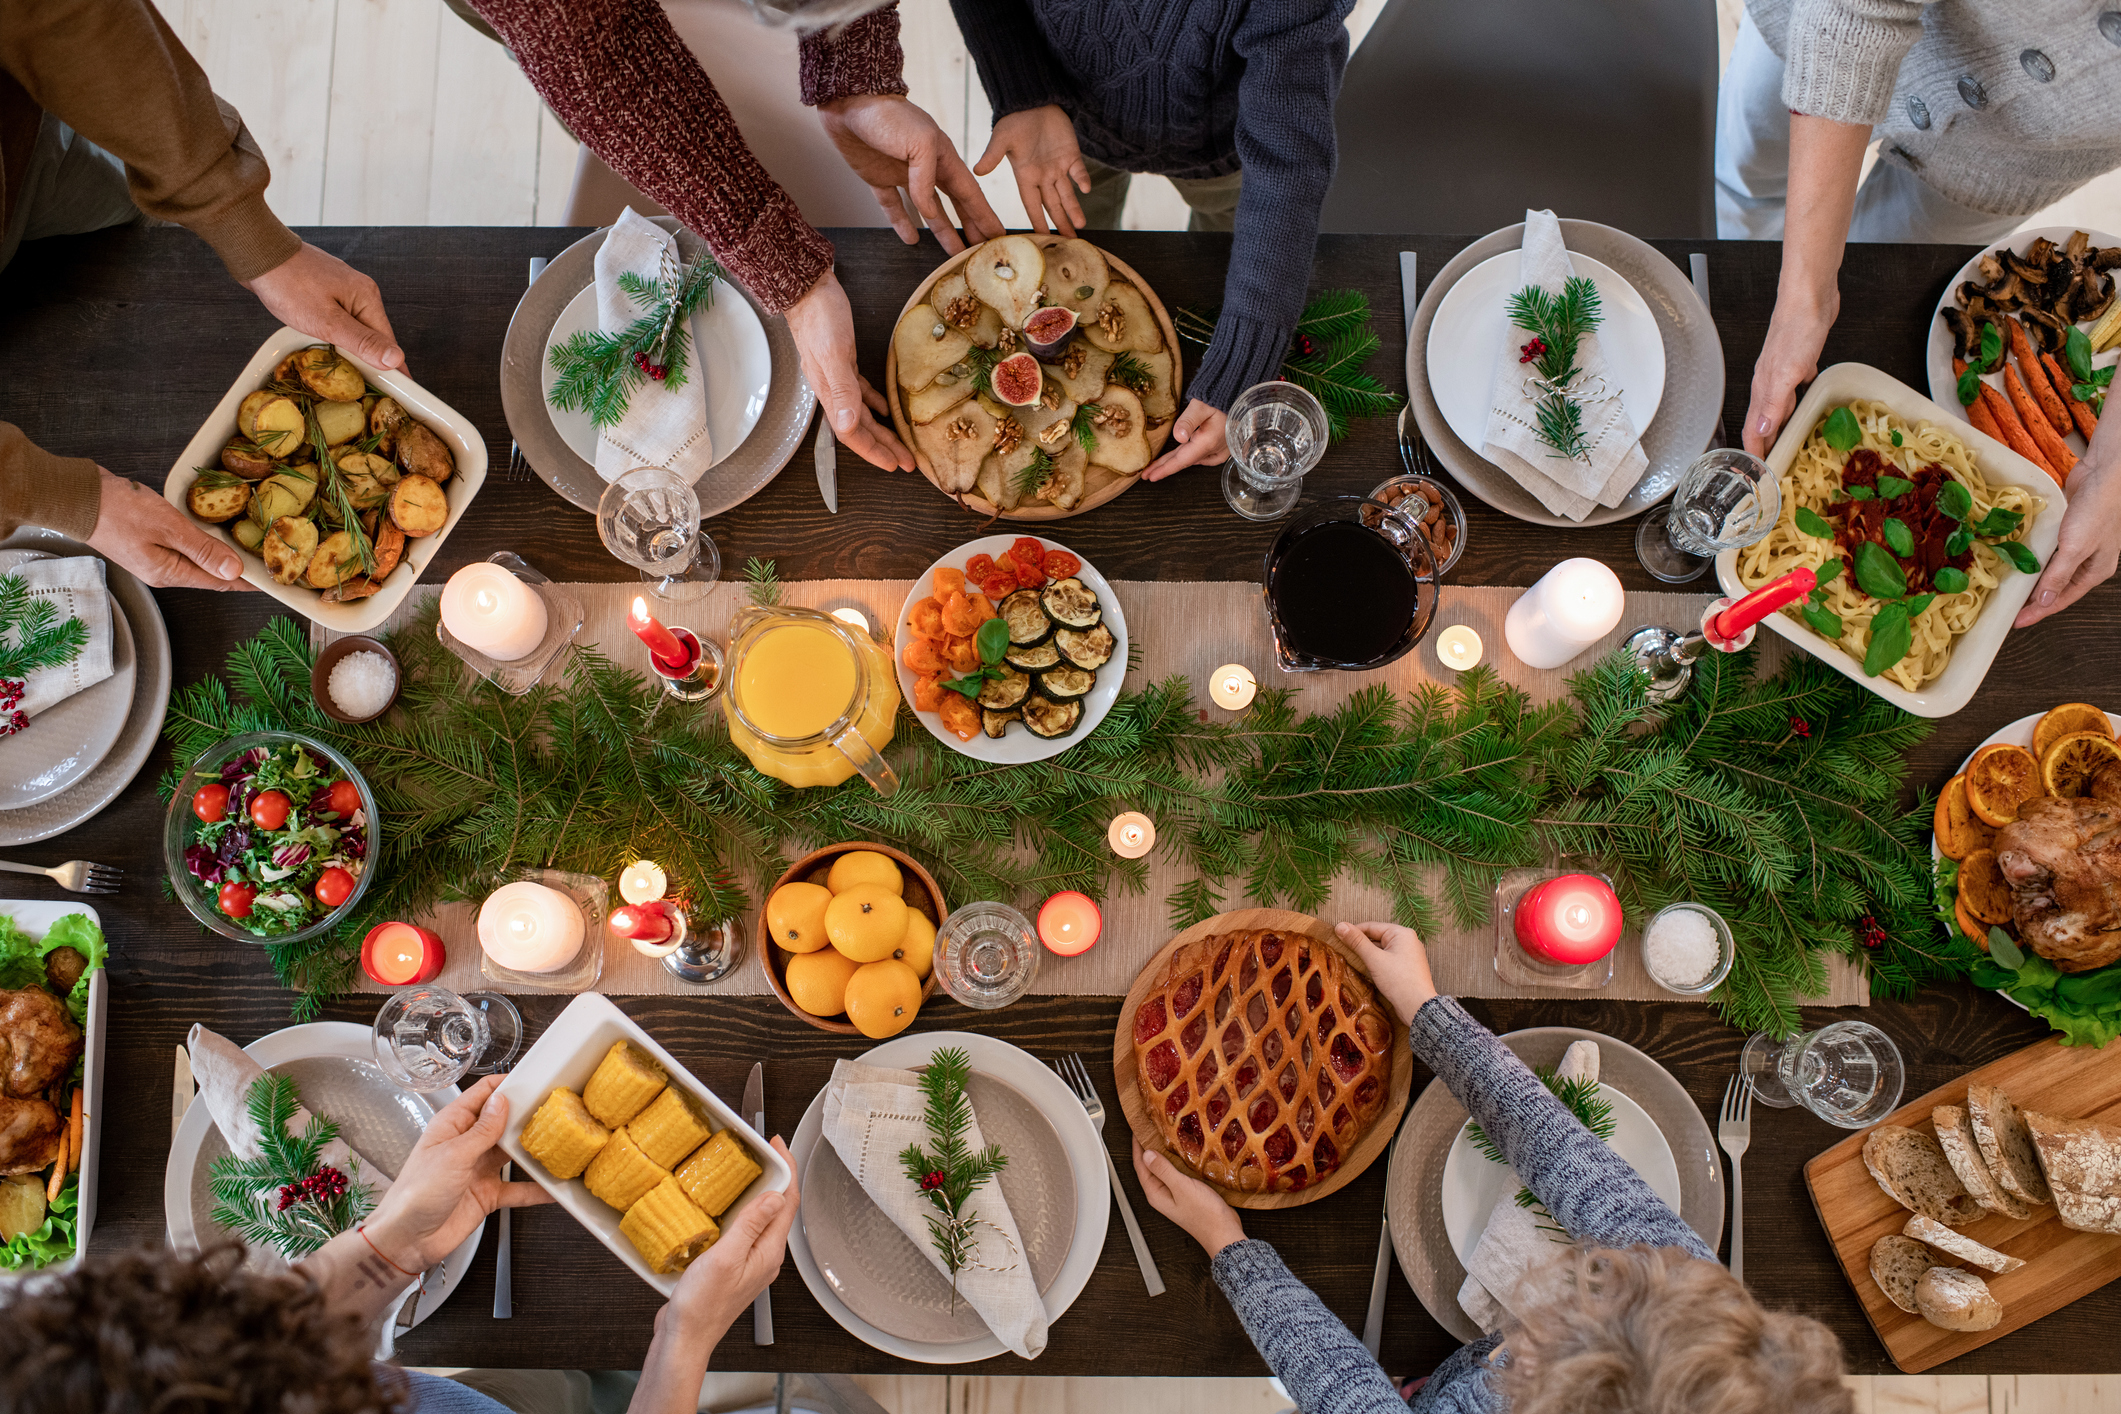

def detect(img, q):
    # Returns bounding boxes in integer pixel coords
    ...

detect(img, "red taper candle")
[629,595,692,672]
[1712,567,1817,641]
[609,901,675,944]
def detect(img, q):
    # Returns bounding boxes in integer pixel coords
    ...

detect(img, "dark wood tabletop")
[0,226,2109,1378]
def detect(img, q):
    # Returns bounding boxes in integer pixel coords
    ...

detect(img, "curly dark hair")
[0,1242,406,1414]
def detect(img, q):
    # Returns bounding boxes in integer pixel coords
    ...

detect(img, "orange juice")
[739,624,858,739]
[722,606,899,792]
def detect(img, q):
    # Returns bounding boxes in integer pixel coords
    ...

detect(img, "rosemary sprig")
[898,1048,1008,1308]
[192,467,252,491]
[309,412,374,576]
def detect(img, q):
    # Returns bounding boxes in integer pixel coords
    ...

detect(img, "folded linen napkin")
[822,1058,1048,1358]
[593,207,715,484]
[2,556,112,721]
[1480,210,1649,521]
[187,1025,394,1218]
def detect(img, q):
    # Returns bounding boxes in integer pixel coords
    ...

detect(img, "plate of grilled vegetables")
[894,535,1128,763]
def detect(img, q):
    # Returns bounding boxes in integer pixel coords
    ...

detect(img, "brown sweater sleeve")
[798,6,909,107]
[0,0,299,282]
[0,424,100,542]
[470,0,835,314]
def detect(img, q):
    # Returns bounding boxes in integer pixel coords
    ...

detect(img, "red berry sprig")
[276,1165,352,1211]
[1788,714,1812,738]
[0,680,26,738]
[1518,337,1549,365]
[1856,914,1888,950]
[918,1171,946,1192]
[632,351,669,382]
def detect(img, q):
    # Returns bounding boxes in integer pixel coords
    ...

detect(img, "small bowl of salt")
[313,635,401,725]
[1641,902,1733,995]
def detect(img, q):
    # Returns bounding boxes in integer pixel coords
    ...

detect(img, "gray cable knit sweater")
[1210,998,1714,1414]
[943,0,1352,413]
[1746,0,2121,216]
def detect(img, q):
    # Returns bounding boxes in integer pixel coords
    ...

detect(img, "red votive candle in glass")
[609,902,675,945]
[361,922,445,986]
[1514,874,1622,965]
[629,595,693,673]
[1710,566,1817,642]
[1037,891,1102,956]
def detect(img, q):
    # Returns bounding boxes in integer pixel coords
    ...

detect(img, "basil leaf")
[1987,928,2026,971]
[975,615,1010,665]
[1936,479,1973,520]
[1854,541,1908,600]
[1801,603,1844,638]
[2075,381,2103,403]
[1815,557,1843,586]
[1890,430,1903,447]
[1822,406,1863,451]
[1933,566,1969,594]
[939,673,989,700]
[1974,506,2023,536]
[1883,517,1915,557]
[2068,325,2094,384]
[1904,593,1936,619]
[1957,366,1983,407]
[1847,484,1876,501]
[1947,526,1973,556]
[1996,539,2042,574]
[1794,505,1835,539]
[1862,601,1914,676]
[1877,475,1914,500]
[1979,320,2002,372]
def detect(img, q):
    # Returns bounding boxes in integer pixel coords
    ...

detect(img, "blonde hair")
[1496,1246,1853,1414]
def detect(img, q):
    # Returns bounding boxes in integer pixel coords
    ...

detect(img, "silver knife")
[742,1062,773,1345]
[493,1161,513,1318]
[1689,252,1730,450]
[813,413,837,514]
[172,1044,193,1144]
[1399,251,1419,341]
[1362,1126,1404,1357]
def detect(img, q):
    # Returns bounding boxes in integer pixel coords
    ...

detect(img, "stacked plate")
[1408,220,1725,527]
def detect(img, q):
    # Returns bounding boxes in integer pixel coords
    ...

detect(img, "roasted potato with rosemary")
[295,346,366,402]
[230,519,266,552]
[368,396,410,454]
[186,471,252,523]
[251,398,306,456]
[304,530,366,589]
[219,438,278,479]
[392,420,455,484]
[388,474,448,537]
[261,516,320,585]
[370,518,406,579]
[236,390,275,438]
[320,576,383,603]
[336,452,398,510]
[313,399,367,446]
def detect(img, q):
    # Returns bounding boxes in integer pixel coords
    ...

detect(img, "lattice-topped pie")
[1131,928,1396,1193]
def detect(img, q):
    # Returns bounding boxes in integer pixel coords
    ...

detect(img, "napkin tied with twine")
[3,556,111,720]
[593,208,715,484]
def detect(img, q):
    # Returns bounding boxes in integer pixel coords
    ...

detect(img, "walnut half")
[1060,343,1089,379]
[1088,401,1132,438]
[1037,418,1071,447]
[942,293,981,329]
[944,416,979,443]
[1096,302,1125,344]
[992,417,1024,455]
[996,327,1022,354]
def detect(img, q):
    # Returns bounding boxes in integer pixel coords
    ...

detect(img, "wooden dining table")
[0,224,2114,1378]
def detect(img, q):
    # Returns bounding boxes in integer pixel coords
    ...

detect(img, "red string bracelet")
[357,1225,418,1277]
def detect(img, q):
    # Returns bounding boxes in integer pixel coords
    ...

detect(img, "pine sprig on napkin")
[1466,1064,1614,1209]
[1505,277,1604,462]
[207,1073,374,1261]
[899,1047,1008,1307]
[0,573,89,682]
[548,255,723,428]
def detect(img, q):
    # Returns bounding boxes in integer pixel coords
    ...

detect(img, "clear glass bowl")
[1640,902,1735,995]
[163,730,381,946]
[1366,474,1468,577]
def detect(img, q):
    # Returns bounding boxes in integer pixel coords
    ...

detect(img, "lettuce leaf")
[0,911,105,1025]
[0,916,42,991]
[0,1174,77,1271]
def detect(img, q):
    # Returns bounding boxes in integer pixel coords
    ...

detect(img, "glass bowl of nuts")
[1365,474,1466,577]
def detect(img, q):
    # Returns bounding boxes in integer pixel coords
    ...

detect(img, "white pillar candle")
[1503,559,1625,669]
[1434,625,1484,672]
[440,563,548,662]
[1208,664,1257,710]
[478,881,585,973]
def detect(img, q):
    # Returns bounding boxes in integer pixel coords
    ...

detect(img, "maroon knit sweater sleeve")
[798,6,909,107]
[469,0,833,313]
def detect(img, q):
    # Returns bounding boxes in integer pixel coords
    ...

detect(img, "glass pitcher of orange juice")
[721,604,899,794]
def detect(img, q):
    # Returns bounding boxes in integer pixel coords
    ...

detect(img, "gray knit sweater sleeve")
[1777,0,1929,127]
[1212,1240,1410,1414]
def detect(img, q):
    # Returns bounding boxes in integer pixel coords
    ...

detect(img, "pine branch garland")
[1176,289,1403,440]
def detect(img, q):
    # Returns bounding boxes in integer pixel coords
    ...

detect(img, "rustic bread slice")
[1915,1267,2002,1331]
[1903,1214,2025,1274]
[1932,1103,2032,1219]
[2024,1109,2121,1235]
[1968,1083,2053,1206]
[1869,1234,1936,1313]
[1863,1125,1984,1227]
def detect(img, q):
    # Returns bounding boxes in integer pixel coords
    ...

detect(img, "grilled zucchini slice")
[1005,640,1063,672]
[1040,577,1101,630]
[975,667,1032,710]
[1054,623,1115,670]
[1039,665,1097,701]
[999,589,1053,646]
[1021,694,1084,739]
[981,708,1018,739]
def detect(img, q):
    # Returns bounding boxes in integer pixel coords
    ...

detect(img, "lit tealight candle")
[1108,811,1156,859]
[478,881,586,974]
[830,606,871,635]
[1503,559,1624,670]
[361,922,444,986]
[1208,664,1257,711]
[1514,874,1623,966]
[1037,891,1102,956]
[440,563,549,662]
[618,859,668,906]
[1435,625,1484,672]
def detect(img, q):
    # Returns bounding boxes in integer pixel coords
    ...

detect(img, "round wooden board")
[1110,907,1414,1210]
[884,239,1181,521]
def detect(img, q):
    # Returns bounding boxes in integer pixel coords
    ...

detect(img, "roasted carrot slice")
[908,597,945,642]
[944,635,981,674]
[966,592,997,622]
[2006,365,2076,481]
[913,674,947,713]
[2043,351,2100,438]
[932,566,966,599]
[938,694,981,741]
[902,637,947,676]
[940,590,981,638]
[2009,319,2071,436]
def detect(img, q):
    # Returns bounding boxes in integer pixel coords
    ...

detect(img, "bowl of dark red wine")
[1263,496,1438,672]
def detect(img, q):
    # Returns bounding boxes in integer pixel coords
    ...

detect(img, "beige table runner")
[325,579,1864,1007]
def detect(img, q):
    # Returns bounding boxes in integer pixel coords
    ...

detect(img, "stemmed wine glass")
[1635,448,1783,583]
[597,466,721,602]
[373,985,523,1094]
[1223,382,1328,521]
[1739,1021,1905,1128]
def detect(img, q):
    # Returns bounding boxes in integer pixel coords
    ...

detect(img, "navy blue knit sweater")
[945,0,1353,413]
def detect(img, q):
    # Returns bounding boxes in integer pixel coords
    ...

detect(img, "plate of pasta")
[1718,363,2065,718]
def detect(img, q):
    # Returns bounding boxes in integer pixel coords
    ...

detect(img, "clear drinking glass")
[597,466,721,602]
[1223,382,1328,521]
[1740,1020,1905,1127]
[933,901,1040,1010]
[1635,448,1783,584]
[372,985,523,1094]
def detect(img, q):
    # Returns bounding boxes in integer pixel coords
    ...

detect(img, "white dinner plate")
[164,1022,480,1333]
[540,280,771,476]
[0,577,134,811]
[786,1031,1108,1363]
[1426,250,1666,457]
[1438,1081,1682,1266]
[892,537,1129,765]
[0,901,105,1275]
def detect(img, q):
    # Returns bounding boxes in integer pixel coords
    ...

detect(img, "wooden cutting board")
[1804,1035,2121,1372]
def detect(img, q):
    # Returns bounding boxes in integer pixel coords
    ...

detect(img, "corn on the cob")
[620,1176,720,1274]
[674,1129,762,1218]
[519,1087,610,1180]
[583,1125,670,1211]
[628,1087,716,1170]
[583,1041,667,1128]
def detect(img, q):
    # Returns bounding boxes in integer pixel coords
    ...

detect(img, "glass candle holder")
[1492,867,1621,990]
[648,627,724,703]
[477,869,607,993]
[935,901,1040,1009]
[436,553,585,695]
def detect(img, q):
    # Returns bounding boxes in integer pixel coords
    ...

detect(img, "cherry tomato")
[218,881,258,919]
[248,789,291,831]
[191,784,230,823]
[1009,536,1047,568]
[1043,551,1081,579]
[314,866,355,908]
[964,554,997,581]
[325,779,362,817]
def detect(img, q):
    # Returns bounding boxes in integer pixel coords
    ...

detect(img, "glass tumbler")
[1635,448,1783,584]
[1740,1020,1905,1128]
[597,466,722,602]
[1223,382,1328,521]
[372,985,523,1094]
[933,901,1040,1010]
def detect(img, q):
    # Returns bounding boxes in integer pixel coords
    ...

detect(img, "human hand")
[87,466,252,591]
[1142,400,1227,482]
[817,95,1005,254]
[2017,451,2121,625]
[1333,921,1437,1023]
[1742,285,1837,456]
[362,1075,554,1273]
[244,242,404,373]
[974,105,1089,237]
[1131,1136,1245,1257]
[665,1138,800,1341]
[784,269,916,473]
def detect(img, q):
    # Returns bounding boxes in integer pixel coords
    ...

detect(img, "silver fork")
[505,255,548,481]
[0,858,120,893]
[1718,1074,1753,1283]
[1052,1054,1165,1297]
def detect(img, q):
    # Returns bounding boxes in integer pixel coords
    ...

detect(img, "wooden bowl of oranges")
[757,843,943,1037]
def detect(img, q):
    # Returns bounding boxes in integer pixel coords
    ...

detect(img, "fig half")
[991,351,1044,408]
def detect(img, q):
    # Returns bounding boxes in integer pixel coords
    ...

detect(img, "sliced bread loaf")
[2024,1109,2121,1235]
[1968,1083,2052,1206]
[1863,1125,1984,1227]
[1904,1214,2025,1274]
[1933,1103,2032,1219]
[1915,1266,2002,1331]
[1869,1234,1935,1313]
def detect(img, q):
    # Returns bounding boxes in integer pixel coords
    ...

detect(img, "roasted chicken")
[0,986,81,1100]
[1995,762,2121,972]
[0,1094,63,1176]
